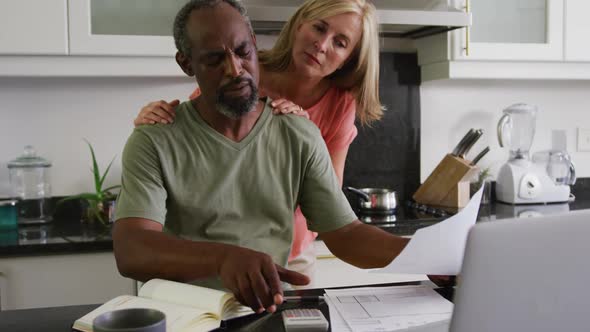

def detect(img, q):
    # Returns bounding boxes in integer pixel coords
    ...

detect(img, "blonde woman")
[134,0,383,283]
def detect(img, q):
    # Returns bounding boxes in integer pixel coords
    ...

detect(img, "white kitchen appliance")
[495,103,575,204]
[246,0,471,38]
[450,210,590,332]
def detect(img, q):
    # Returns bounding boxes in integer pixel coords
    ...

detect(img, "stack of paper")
[324,285,452,332]
[322,188,484,331]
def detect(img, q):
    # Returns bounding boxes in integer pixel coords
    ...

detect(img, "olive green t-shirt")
[115,98,356,289]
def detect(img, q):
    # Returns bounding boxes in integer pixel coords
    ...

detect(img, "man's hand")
[428,275,457,288]
[218,246,310,314]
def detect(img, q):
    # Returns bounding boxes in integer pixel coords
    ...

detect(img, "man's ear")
[176,52,194,76]
[251,33,257,48]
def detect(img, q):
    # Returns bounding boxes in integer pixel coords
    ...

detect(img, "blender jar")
[7,145,53,224]
[497,103,537,160]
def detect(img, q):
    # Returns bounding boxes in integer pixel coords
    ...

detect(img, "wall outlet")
[577,128,590,152]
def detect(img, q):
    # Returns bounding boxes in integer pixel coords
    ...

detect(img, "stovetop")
[356,201,454,236]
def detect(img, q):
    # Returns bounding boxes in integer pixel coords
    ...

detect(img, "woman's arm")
[329,148,349,187]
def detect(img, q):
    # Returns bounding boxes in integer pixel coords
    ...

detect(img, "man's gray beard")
[215,82,259,119]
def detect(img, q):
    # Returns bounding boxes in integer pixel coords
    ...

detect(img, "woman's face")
[291,12,362,79]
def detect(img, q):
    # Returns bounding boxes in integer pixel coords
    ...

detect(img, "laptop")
[450,209,590,332]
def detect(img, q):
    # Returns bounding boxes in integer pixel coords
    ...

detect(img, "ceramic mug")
[93,308,166,332]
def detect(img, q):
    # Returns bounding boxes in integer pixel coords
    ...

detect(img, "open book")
[73,278,254,332]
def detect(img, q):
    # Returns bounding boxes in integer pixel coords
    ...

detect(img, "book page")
[73,295,219,332]
[139,279,253,320]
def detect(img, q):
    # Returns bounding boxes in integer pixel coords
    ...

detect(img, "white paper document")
[326,296,353,332]
[378,187,483,275]
[325,285,453,332]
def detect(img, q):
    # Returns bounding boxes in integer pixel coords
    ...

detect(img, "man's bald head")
[173,0,253,58]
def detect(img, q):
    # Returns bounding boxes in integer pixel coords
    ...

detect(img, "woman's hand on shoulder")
[134,99,180,127]
[270,98,309,120]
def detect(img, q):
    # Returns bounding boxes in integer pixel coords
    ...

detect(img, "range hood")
[244,0,472,39]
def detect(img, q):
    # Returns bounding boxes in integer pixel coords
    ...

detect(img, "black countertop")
[0,282,453,332]
[2,195,590,258]
[0,217,113,257]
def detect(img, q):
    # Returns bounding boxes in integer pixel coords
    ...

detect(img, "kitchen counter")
[0,283,454,332]
[2,194,590,258]
[0,217,112,257]
[0,203,440,257]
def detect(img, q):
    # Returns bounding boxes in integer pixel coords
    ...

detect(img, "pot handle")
[345,186,370,202]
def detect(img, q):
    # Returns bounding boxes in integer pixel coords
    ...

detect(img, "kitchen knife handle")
[459,129,483,159]
[471,146,490,165]
[452,129,476,156]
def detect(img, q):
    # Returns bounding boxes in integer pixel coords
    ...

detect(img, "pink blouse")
[289,87,358,260]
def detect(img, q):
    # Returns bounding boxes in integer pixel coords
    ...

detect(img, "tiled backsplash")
[343,53,421,209]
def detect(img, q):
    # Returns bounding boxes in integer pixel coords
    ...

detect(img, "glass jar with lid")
[7,145,53,224]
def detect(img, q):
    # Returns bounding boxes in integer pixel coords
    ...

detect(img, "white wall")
[2,77,589,197]
[420,79,590,182]
[0,77,195,196]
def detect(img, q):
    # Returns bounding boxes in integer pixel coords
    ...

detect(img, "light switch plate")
[577,128,590,152]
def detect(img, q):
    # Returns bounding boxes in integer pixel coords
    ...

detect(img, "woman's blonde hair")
[258,0,383,125]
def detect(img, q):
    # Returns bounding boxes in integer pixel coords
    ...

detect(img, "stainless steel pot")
[345,187,397,211]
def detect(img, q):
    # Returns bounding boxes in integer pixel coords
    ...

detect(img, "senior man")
[113,0,409,314]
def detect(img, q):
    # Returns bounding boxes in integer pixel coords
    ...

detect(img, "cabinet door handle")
[0,272,6,311]
[463,0,471,56]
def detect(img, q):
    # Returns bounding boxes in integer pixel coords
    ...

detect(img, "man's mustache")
[219,78,254,94]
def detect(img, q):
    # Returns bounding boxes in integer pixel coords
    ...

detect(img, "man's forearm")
[321,221,410,269]
[112,219,230,282]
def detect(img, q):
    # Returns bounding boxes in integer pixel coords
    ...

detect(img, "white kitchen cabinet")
[68,0,182,56]
[417,0,564,66]
[0,252,135,310]
[452,0,563,61]
[0,0,186,76]
[414,0,590,81]
[0,0,68,55]
[564,0,590,61]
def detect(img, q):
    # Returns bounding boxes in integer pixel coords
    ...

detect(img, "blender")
[495,104,574,204]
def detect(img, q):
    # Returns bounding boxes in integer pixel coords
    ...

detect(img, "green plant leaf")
[58,193,102,204]
[99,156,117,190]
[84,139,101,194]
[102,185,122,193]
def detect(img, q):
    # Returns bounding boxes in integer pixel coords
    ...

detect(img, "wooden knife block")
[413,154,479,208]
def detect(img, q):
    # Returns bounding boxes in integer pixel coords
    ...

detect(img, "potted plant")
[60,140,121,225]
